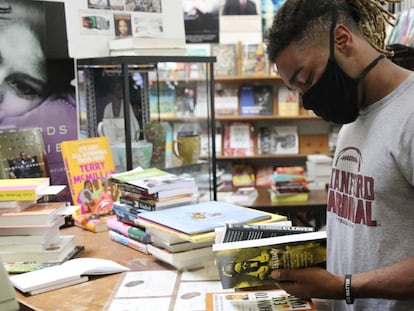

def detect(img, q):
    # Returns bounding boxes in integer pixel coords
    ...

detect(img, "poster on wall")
[182,0,220,43]
[65,0,185,58]
[219,0,261,43]
[0,0,78,201]
[261,0,286,40]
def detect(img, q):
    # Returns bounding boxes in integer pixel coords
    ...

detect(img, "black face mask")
[301,11,385,124]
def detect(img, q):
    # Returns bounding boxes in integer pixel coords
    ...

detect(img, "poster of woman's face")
[0,0,77,201]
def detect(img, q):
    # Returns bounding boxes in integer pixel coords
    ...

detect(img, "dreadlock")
[267,0,402,62]
[348,0,401,56]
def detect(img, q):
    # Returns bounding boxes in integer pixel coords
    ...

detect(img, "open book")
[9,257,129,295]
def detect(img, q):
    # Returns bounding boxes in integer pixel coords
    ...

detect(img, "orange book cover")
[60,137,120,232]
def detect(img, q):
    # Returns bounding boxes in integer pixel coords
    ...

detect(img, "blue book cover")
[137,201,271,235]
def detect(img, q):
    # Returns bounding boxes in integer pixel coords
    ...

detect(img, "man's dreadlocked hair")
[267,0,401,62]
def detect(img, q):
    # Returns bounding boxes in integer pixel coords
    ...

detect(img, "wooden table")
[16,226,170,311]
[248,187,328,229]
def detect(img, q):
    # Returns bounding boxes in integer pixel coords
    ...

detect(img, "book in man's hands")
[9,257,129,295]
[221,223,315,243]
[213,230,327,289]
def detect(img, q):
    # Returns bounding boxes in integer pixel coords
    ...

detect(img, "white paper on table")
[114,271,178,298]
[174,281,231,311]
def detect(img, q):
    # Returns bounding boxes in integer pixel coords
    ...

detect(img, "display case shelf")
[76,55,218,200]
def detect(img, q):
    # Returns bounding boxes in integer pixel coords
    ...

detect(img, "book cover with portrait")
[0,129,48,180]
[0,1,78,201]
[61,137,119,232]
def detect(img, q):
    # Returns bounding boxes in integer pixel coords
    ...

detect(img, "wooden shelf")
[215,114,319,121]
[215,75,281,83]
[217,154,309,160]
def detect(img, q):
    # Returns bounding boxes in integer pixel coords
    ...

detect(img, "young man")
[267,0,414,310]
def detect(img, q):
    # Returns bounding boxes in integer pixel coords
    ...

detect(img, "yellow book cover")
[60,137,120,232]
[0,178,50,201]
[213,231,327,289]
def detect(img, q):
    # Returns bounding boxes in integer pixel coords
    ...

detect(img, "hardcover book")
[211,43,238,77]
[258,126,299,155]
[111,167,196,195]
[240,43,266,76]
[213,231,327,289]
[223,122,255,157]
[277,86,300,116]
[136,201,272,235]
[60,137,118,232]
[0,129,49,179]
[239,85,273,116]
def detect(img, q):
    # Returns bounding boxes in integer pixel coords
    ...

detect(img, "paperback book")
[205,289,317,311]
[213,231,327,289]
[0,234,77,263]
[111,167,196,195]
[136,201,273,235]
[108,230,149,254]
[0,201,67,226]
[60,136,118,232]
[0,178,50,202]
[9,257,129,295]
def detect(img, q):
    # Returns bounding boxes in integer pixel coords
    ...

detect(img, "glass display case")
[76,55,217,200]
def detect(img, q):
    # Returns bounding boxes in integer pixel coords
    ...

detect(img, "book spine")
[138,200,156,211]
[110,179,152,196]
[112,207,141,224]
[108,230,149,254]
[0,190,37,201]
[107,218,151,244]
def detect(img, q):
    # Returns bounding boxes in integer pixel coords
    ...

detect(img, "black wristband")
[344,274,354,304]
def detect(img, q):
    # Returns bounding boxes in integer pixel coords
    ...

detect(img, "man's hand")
[271,267,344,299]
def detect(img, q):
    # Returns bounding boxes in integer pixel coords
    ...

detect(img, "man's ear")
[334,24,353,57]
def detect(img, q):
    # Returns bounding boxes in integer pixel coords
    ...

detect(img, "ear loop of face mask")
[329,9,385,83]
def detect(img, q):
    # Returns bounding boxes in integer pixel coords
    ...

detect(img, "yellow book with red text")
[60,137,118,232]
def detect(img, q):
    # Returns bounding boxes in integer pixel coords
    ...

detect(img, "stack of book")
[133,201,286,270]
[108,167,199,255]
[270,166,309,203]
[107,205,152,255]
[0,201,77,266]
[306,154,333,189]
[0,178,80,271]
[111,167,198,212]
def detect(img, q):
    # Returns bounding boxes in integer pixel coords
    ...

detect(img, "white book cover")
[147,244,213,270]
[10,257,129,294]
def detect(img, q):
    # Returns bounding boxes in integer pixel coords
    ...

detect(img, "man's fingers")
[271,269,293,281]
